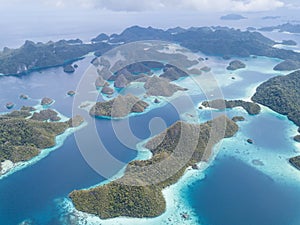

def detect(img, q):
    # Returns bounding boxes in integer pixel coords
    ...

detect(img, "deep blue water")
[186,98,300,225]
[0,58,184,224]
[0,45,300,225]
[187,156,300,225]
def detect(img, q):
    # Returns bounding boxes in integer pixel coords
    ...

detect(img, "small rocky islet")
[41,97,54,106]
[226,60,246,71]
[63,64,75,73]
[101,86,114,95]
[293,135,300,143]
[289,156,300,170]
[5,102,15,109]
[232,116,245,122]
[67,90,76,96]
[19,94,29,100]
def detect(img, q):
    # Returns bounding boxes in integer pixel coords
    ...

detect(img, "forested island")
[290,156,300,170]
[252,70,300,170]
[2,26,300,76]
[226,60,246,71]
[273,60,300,71]
[252,70,300,126]
[0,40,111,75]
[0,108,84,173]
[89,94,149,118]
[70,116,238,219]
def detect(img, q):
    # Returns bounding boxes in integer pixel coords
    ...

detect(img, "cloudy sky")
[1,0,299,12]
[0,0,299,48]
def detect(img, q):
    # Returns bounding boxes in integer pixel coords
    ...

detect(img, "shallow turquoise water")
[187,156,300,225]
[0,41,300,225]
[186,107,300,225]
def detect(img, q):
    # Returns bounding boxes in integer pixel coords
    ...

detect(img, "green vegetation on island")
[41,97,54,106]
[30,109,61,122]
[226,60,246,71]
[273,60,300,71]
[293,135,300,142]
[252,70,300,170]
[289,156,300,170]
[0,108,84,172]
[107,26,300,60]
[0,40,111,75]
[159,64,189,81]
[2,26,300,76]
[144,76,187,97]
[252,70,300,126]
[202,99,261,115]
[89,94,149,118]
[69,116,238,219]
[0,119,66,164]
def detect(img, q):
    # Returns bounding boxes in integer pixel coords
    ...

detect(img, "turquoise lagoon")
[0,43,300,225]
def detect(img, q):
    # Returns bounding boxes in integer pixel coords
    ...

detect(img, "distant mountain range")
[1,25,300,75]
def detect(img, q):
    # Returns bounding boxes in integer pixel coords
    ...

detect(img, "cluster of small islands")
[1,24,300,220]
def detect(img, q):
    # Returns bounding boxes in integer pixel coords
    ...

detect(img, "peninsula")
[69,116,238,219]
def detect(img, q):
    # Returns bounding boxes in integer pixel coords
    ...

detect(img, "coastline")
[55,55,284,224]
[219,106,300,185]
[0,120,87,180]
[57,115,228,225]
[58,105,300,225]
[57,161,213,225]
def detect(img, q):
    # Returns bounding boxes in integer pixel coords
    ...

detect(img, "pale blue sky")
[0,0,299,12]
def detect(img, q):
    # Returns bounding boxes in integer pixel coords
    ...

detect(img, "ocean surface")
[1,22,300,225]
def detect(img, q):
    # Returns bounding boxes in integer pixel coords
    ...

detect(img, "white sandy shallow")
[55,110,228,225]
[56,162,211,225]
[52,53,300,224]
[56,105,300,225]
[16,51,300,224]
[218,106,300,186]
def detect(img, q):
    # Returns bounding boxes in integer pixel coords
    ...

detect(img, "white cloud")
[0,0,287,12]
[231,0,285,11]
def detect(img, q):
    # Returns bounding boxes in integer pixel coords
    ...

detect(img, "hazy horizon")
[0,0,300,48]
